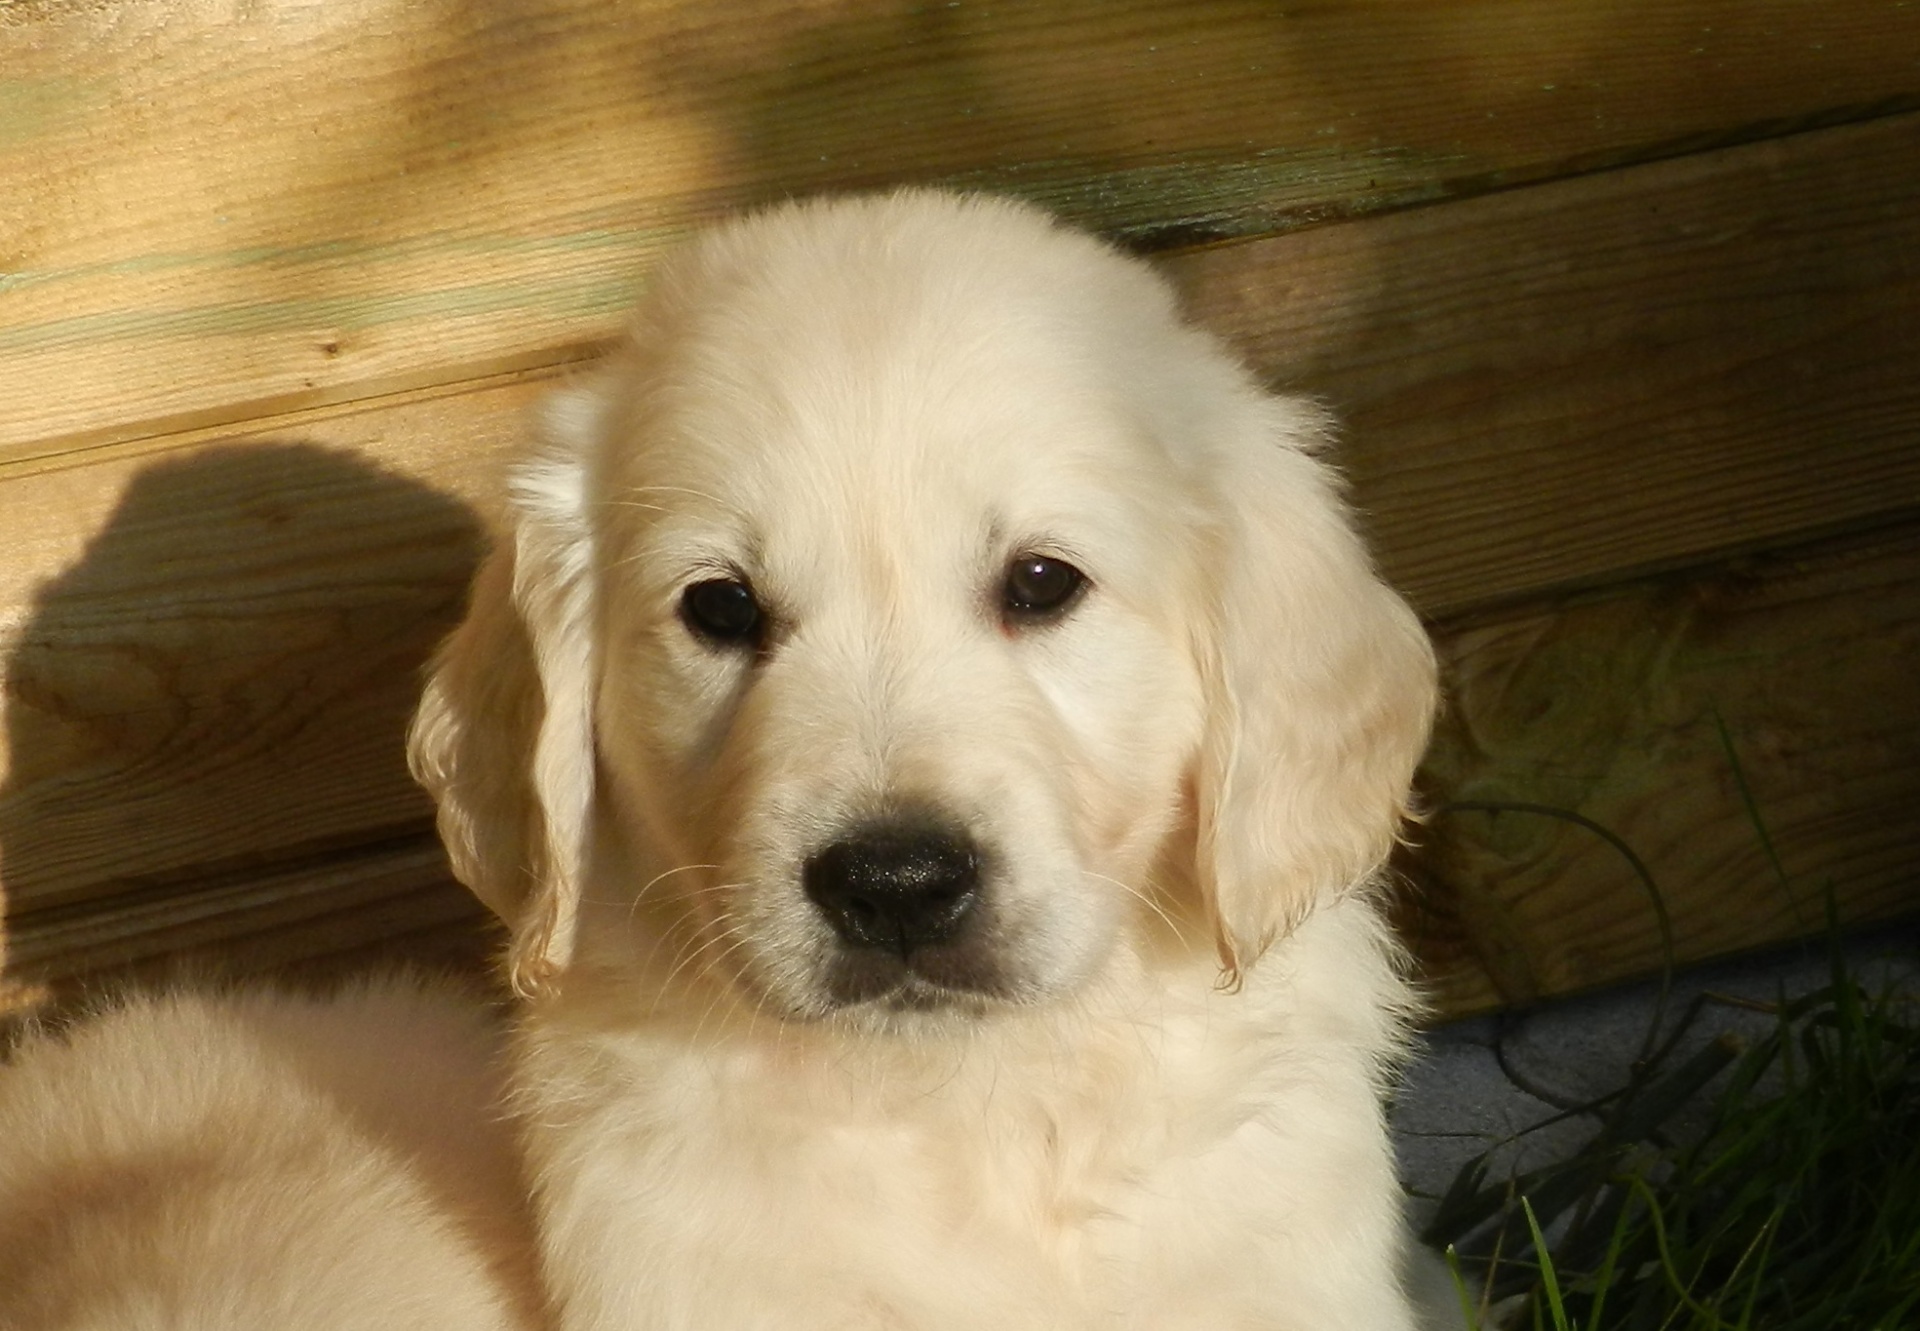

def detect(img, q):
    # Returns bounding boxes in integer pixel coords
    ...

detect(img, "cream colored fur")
[410,190,1443,1329]
[0,978,542,1330]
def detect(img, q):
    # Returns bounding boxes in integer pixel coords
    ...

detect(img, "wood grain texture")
[3,839,480,985]
[5,0,1917,453]
[1402,519,1920,1016]
[0,380,540,932]
[1174,112,1920,619]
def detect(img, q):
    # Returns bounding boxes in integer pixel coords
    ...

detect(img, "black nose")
[803,826,981,953]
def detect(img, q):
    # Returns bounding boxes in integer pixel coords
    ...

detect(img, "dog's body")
[410,191,1443,1329]
[0,978,541,1330]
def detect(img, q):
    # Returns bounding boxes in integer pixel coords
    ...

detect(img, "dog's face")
[589,275,1210,1018]
[410,192,1437,1023]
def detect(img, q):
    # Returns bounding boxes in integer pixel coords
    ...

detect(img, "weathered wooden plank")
[5,0,1917,453]
[1174,112,1920,619]
[1402,519,1920,1016]
[0,383,540,929]
[2,840,473,984]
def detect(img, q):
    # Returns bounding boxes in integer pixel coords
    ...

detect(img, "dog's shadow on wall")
[0,443,493,1000]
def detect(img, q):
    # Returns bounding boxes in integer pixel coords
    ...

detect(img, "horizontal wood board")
[1402,519,1920,1015]
[9,841,487,983]
[1176,112,1920,618]
[5,0,1918,453]
[0,383,536,934]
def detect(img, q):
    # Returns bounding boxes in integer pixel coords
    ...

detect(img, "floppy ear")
[1191,393,1439,979]
[408,389,603,997]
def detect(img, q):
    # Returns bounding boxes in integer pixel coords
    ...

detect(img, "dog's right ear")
[408,387,604,997]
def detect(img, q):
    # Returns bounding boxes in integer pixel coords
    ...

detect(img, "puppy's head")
[410,191,1436,1019]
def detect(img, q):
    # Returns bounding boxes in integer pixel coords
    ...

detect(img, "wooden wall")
[3,1,1917,1015]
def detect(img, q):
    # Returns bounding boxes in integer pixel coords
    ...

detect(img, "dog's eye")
[681,577,763,646]
[1002,554,1087,622]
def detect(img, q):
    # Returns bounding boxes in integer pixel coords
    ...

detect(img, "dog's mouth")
[821,941,1011,1012]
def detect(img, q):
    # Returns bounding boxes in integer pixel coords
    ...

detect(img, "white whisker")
[1082,867,1186,941]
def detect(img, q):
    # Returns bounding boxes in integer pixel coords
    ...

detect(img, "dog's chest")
[540,1012,1272,1327]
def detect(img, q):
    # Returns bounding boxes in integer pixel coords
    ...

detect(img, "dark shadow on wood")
[0,442,496,1003]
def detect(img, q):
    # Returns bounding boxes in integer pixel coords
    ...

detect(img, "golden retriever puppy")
[410,189,1442,1329]
[0,977,542,1330]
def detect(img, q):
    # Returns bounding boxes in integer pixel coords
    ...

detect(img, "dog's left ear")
[408,387,604,997]
[1190,391,1439,979]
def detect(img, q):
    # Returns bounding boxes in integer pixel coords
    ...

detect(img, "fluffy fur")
[0,978,542,1330]
[411,189,1443,1330]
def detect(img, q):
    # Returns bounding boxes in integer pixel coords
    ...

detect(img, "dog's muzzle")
[801,819,1020,1010]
